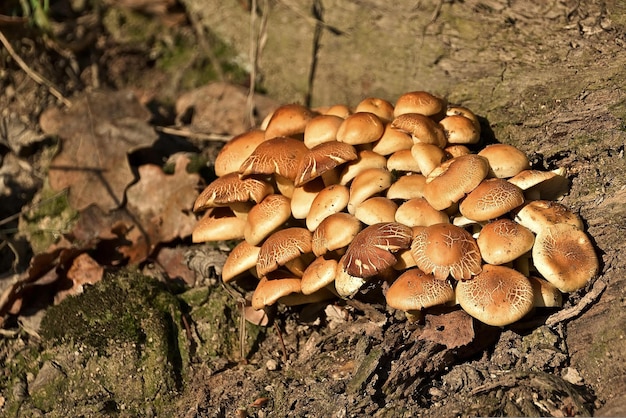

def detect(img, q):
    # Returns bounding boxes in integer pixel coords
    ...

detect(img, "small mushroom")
[395,198,449,227]
[394,91,446,119]
[439,114,480,144]
[508,168,570,201]
[193,173,274,212]
[371,123,414,155]
[257,227,313,277]
[386,149,420,173]
[459,178,525,222]
[303,114,344,148]
[354,97,395,122]
[306,184,350,231]
[386,173,427,200]
[391,113,446,148]
[301,255,339,295]
[336,112,385,145]
[513,200,584,234]
[294,141,357,187]
[192,207,246,242]
[222,240,261,283]
[410,142,447,176]
[347,167,394,214]
[264,103,316,139]
[476,219,535,265]
[354,197,398,225]
[252,275,302,310]
[214,129,269,176]
[290,177,325,219]
[528,276,563,308]
[244,194,292,246]
[312,212,362,256]
[239,136,309,182]
[338,150,388,185]
[478,143,530,178]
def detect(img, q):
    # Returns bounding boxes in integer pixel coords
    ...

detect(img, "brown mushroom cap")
[410,223,482,280]
[459,178,525,222]
[303,114,344,148]
[294,141,357,187]
[301,255,339,295]
[306,184,350,231]
[222,240,261,282]
[252,276,302,310]
[423,154,490,211]
[532,224,599,292]
[455,264,534,326]
[391,113,447,148]
[193,173,274,211]
[439,114,480,145]
[336,112,385,145]
[264,103,316,139]
[371,123,414,155]
[290,177,325,219]
[395,198,449,227]
[477,219,535,265]
[355,97,395,122]
[394,91,445,118]
[528,276,563,308]
[386,149,420,172]
[339,150,388,185]
[478,144,530,178]
[312,212,363,256]
[239,136,309,181]
[214,129,269,177]
[244,194,292,245]
[347,167,394,214]
[354,197,398,225]
[386,174,427,200]
[341,222,413,278]
[386,268,455,312]
[513,200,584,234]
[257,227,313,277]
[446,106,480,131]
[192,207,246,242]
[410,142,447,176]
[508,168,570,201]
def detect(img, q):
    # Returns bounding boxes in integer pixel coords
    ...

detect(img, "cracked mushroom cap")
[312,212,363,256]
[214,129,269,176]
[532,223,599,292]
[394,91,446,118]
[391,113,447,148]
[386,268,455,312]
[459,178,525,222]
[251,275,302,310]
[410,223,482,280]
[513,200,583,234]
[294,141,357,187]
[455,264,534,327]
[478,143,530,178]
[193,173,274,212]
[238,136,309,182]
[222,240,261,283]
[340,222,413,279]
[192,207,246,242]
[257,227,313,277]
[477,219,535,265]
[244,194,292,246]
[423,154,490,211]
[336,112,385,145]
[264,103,316,139]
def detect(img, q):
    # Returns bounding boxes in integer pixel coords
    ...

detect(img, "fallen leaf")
[54,253,104,304]
[154,246,197,285]
[419,309,476,349]
[42,90,158,212]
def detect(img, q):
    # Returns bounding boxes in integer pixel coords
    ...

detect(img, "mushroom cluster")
[192,91,599,327]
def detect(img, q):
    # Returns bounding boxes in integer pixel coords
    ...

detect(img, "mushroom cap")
[251,276,302,310]
[264,103,316,139]
[391,113,447,148]
[303,114,344,148]
[214,129,269,176]
[459,178,525,222]
[386,174,426,200]
[513,200,583,234]
[239,136,309,181]
[290,177,325,219]
[394,91,445,118]
[355,97,395,122]
[306,184,350,231]
[455,264,534,327]
[322,103,352,118]
[446,106,480,131]
[410,142,447,176]
[347,167,394,214]
[354,197,398,225]
[444,144,472,158]
[478,144,530,178]
[477,219,535,265]
[257,227,313,277]
[336,112,385,145]
[423,154,490,211]
[339,150,388,185]
[395,197,450,227]
[192,207,246,242]
[341,222,413,278]
[386,149,419,172]
[294,141,357,187]
[410,223,482,280]
[528,276,563,308]
[439,114,480,144]
[508,169,570,201]
[301,255,339,295]
[222,240,261,282]
[371,123,414,155]
[244,194,292,245]
[386,268,455,311]
[532,224,599,292]
[193,173,274,211]
[312,212,363,256]
[278,287,336,306]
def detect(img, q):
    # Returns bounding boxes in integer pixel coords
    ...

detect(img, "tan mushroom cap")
[323,103,352,118]
[264,103,316,139]
[410,223,482,280]
[354,197,398,225]
[222,240,261,282]
[532,223,599,292]
[395,198,449,227]
[459,178,525,222]
[214,129,269,177]
[278,287,336,306]
[455,264,534,327]
[294,141,357,187]
[446,106,480,131]
[339,150,388,185]
[423,154,490,211]
[290,177,325,219]
[257,227,313,277]
[394,91,445,118]
[371,123,414,156]
[508,168,570,201]
[478,144,530,178]
[336,112,385,145]
[312,212,362,256]
[306,184,350,231]
[303,114,344,148]
[239,136,309,181]
[439,114,480,145]
[341,222,413,279]
[244,194,292,245]
[301,255,339,295]
[355,97,395,122]
[193,173,274,211]
[477,219,535,265]
[528,276,563,308]
[251,276,302,310]
[386,268,455,312]
[192,207,246,242]
[513,200,583,234]
[444,144,472,158]
[386,149,419,172]
[386,174,426,200]
[347,167,394,213]
[391,113,447,148]
[410,142,447,176]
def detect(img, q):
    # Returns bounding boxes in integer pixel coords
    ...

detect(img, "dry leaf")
[419,309,476,349]
[42,90,158,212]
[54,253,104,304]
[154,246,197,285]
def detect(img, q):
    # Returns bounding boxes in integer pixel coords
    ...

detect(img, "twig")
[0,29,71,108]
[545,277,607,326]
[155,126,233,142]
[246,0,270,128]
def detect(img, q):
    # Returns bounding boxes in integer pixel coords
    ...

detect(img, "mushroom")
[264,103,316,139]
[354,196,398,225]
[371,123,414,155]
[192,207,246,242]
[410,223,482,280]
[347,167,394,214]
[439,114,480,144]
[528,276,563,308]
[478,143,530,178]
[513,200,584,234]
[446,106,480,131]
[508,168,570,201]
[410,142,447,176]
[391,113,447,148]
[193,172,274,212]
[214,129,269,176]
[306,184,350,231]
[303,114,344,148]
[476,219,535,265]
[395,198,449,227]
[294,141,357,187]
[301,255,339,295]
[338,150,388,185]
[354,97,395,122]
[386,173,427,200]
[222,240,261,282]
[257,227,313,277]
[386,149,420,173]
[394,91,446,119]
[244,194,292,246]
[312,212,362,256]
[251,275,302,310]
[336,112,385,145]
[455,264,534,326]
[290,177,325,219]
[459,178,525,222]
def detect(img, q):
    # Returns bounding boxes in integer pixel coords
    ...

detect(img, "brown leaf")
[43,90,157,212]
[154,246,197,285]
[419,309,476,349]
[55,253,104,304]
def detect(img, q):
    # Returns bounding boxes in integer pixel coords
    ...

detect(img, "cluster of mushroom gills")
[192,91,599,327]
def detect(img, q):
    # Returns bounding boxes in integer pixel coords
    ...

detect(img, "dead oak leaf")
[419,309,476,349]
[42,90,158,212]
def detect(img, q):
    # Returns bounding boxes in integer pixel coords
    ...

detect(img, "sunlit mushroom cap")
[354,197,398,225]
[312,213,362,257]
[341,222,413,279]
[303,114,344,148]
[371,123,414,156]
[306,184,350,231]
[355,97,395,122]
[394,91,445,118]
[439,114,480,144]
[386,149,419,172]
[264,103,316,139]
[395,198,449,227]
[347,167,394,214]
[290,177,325,219]
[478,143,530,178]
[386,268,455,312]
[455,264,534,327]
[477,219,535,265]
[239,136,309,181]
[222,240,261,282]
[338,150,388,185]
[214,129,269,176]
[257,227,313,277]
[532,223,599,292]
[386,174,426,200]
[193,173,274,211]
[528,276,563,308]
[301,255,339,295]
[446,106,480,131]
[336,112,385,145]
[244,194,292,246]
[410,223,482,280]
[192,207,246,242]
[459,178,525,222]
[513,200,583,234]
[423,154,490,211]
[508,169,570,200]
[294,141,357,187]
[410,142,447,176]
[391,113,447,148]
[251,276,302,310]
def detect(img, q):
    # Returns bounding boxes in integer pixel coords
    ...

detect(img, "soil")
[1,0,625,417]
